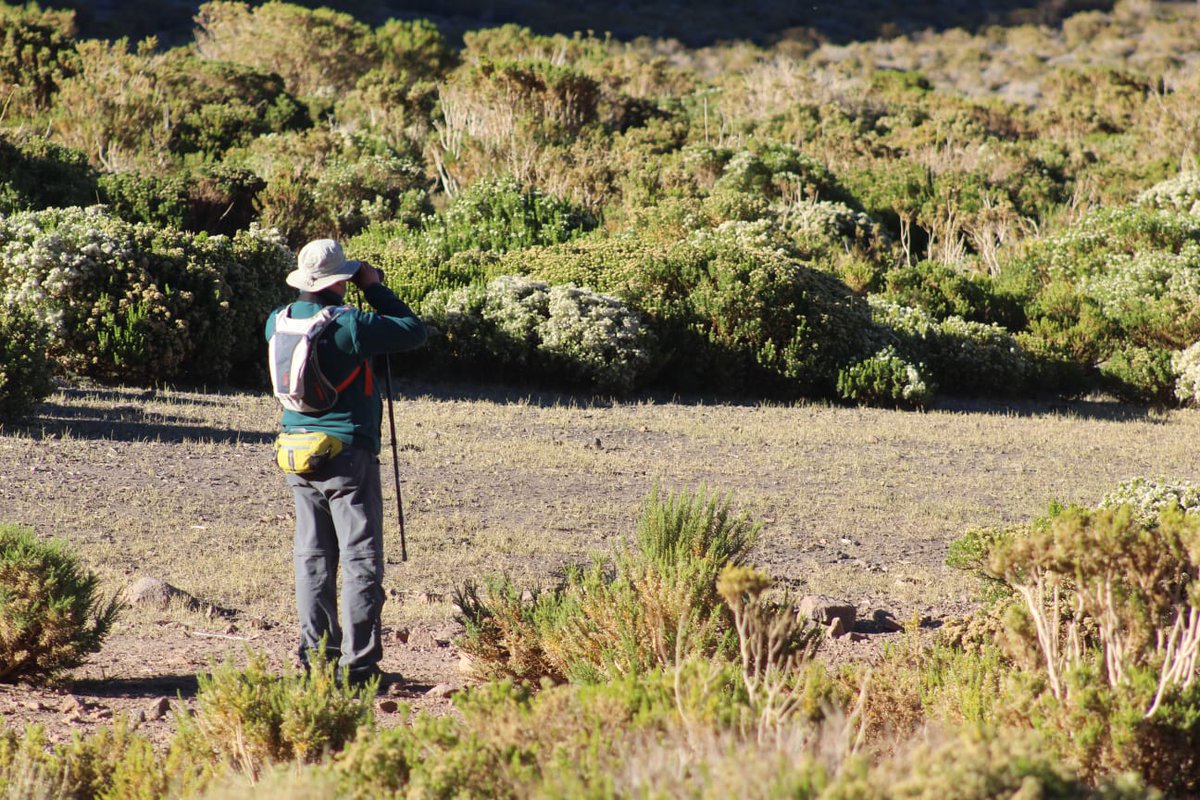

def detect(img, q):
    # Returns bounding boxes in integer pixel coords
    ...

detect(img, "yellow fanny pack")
[274,431,344,474]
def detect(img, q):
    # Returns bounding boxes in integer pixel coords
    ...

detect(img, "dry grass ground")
[1,380,1199,740]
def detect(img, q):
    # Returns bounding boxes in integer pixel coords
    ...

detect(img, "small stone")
[123,577,177,610]
[60,695,84,715]
[426,683,457,699]
[406,628,437,649]
[378,699,400,713]
[826,617,846,639]
[93,707,113,719]
[146,697,170,721]
[849,632,868,643]
[456,653,475,674]
[798,595,857,632]
[870,610,904,633]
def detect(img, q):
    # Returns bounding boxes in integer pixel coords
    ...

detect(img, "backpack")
[268,305,370,413]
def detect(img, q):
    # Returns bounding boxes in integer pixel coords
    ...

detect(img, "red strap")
[334,363,363,394]
[333,361,374,396]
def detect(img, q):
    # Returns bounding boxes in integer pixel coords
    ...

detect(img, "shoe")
[346,666,384,692]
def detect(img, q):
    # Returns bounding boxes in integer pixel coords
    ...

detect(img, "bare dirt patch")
[2,381,1198,740]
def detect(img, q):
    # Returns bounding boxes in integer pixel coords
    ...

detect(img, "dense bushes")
[0,304,54,420]
[0,524,119,684]
[0,206,292,385]
[9,0,1200,403]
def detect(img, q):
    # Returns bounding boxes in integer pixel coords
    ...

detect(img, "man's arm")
[351,267,427,355]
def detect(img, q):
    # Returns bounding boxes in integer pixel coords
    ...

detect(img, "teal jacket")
[264,284,427,453]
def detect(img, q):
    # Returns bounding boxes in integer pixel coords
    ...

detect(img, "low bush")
[836,346,933,408]
[1173,340,1200,405]
[455,486,760,683]
[180,648,374,779]
[0,206,291,385]
[420,276,658,393]
[1099,344,1175,404]
[0,524,119,684]
[0,133,95,214]
[868,297,1034,396]
[0,304,55,421]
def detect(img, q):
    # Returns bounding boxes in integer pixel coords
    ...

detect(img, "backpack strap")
[333,361,374,396]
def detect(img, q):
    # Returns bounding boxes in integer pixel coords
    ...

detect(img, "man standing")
[265,239,426,686]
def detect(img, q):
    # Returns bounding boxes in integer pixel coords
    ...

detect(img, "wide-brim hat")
[286,239,362,292]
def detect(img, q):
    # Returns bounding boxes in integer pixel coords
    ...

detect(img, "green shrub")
[1138,171,1200,215]
[420,276,658,393]
[0,3,78,117]
[0,524,119,684]
[0,304,55,421]
[881,259,1025,328]
[868,297,1034,395]
[1099,345,1175,404]
[181,648,374,778]
[0,206,291,385]
[1173,340,1200,405]
[194,1,380,99]
[836,346,933,408]
[0,133,95,214]
[455,486,760,683]
[1097,477,1200,526]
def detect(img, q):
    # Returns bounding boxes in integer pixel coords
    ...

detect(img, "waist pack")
[274,431,344,474]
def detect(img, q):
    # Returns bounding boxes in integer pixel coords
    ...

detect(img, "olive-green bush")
[0,304,55,421]
[0,524,119,684]
[0,206,291,385]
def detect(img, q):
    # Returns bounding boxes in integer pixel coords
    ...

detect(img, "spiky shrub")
[836,346,933,408]
[182,648,374,778]
[0,524,119,684]
[0,305,55,421]
[456,487,760,683]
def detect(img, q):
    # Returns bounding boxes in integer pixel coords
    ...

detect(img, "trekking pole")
[383,354,408,562]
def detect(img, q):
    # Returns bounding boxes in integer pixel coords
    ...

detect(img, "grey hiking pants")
[286,446,384,678]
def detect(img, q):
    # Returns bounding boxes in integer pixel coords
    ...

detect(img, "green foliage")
[1173,340,1200,405]
[420,275,658,392]
[0,304,55,421]
[0,133,95,214]
[0,206,291,385]
[0,2,78,116]
[182,648,374,778]
[0,524,119,684]
[194,1,379,99]
[868,297,1034,396]
[836,346,933,408]
[233,129,429,246]
[882,260,1024,328]
[455,486,759,683]
[1099,344,1175,404]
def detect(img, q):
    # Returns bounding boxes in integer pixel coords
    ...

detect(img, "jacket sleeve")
[351,283,428,356]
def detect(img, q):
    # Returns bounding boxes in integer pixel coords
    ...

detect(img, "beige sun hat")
[286,239,362,292]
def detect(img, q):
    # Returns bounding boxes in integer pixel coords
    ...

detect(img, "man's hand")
[352,262,383,289]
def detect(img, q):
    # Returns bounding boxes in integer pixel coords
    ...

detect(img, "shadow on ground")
[72,674,201,700]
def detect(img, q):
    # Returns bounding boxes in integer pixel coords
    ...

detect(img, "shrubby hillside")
[4,0,1200,412]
